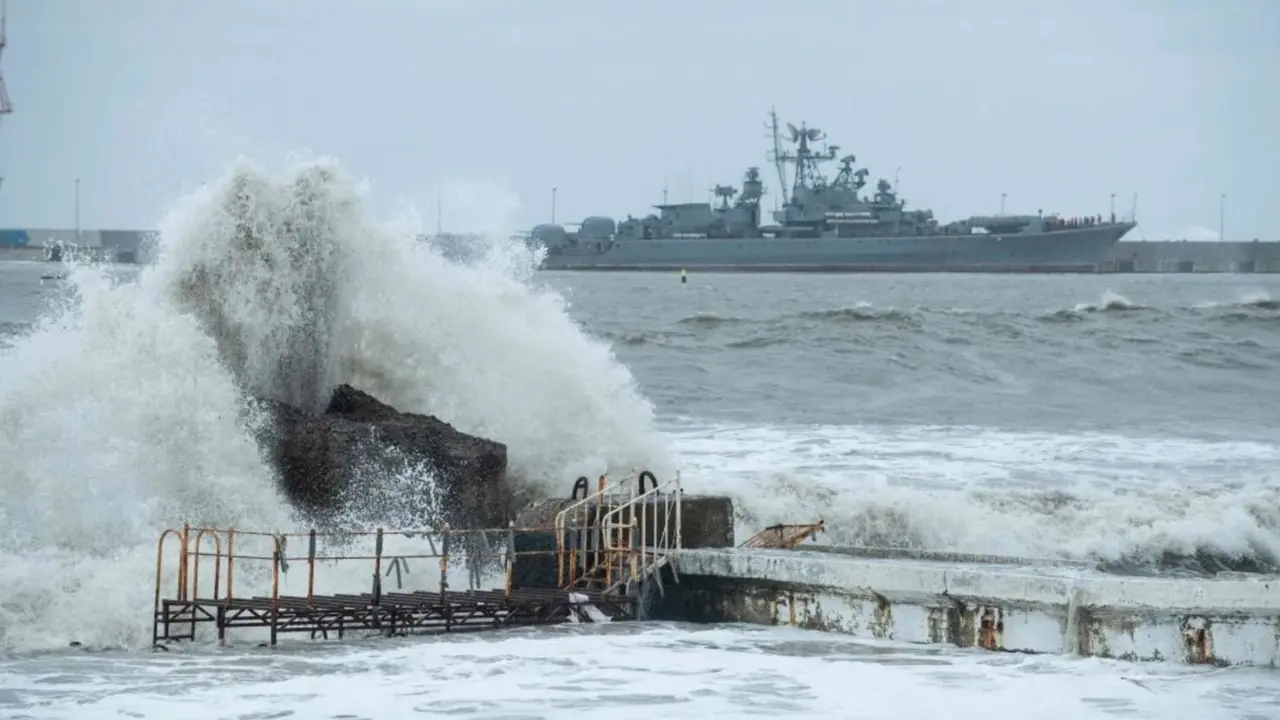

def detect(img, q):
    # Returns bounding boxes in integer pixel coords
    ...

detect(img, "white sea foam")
[0,157,670,652]
[1,625,1274,719]
[668,419,1280,570]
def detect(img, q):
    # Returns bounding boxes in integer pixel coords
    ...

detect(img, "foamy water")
[670,419,1280,573]
[0,159,1277,716]
[3,625,1278,719]
[0,159,670,654]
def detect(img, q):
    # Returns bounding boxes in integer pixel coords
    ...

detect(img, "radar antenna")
[775,118,838,198]
[712,184,737,209]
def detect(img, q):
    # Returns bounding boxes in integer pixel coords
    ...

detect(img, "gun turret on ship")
[528,111,1136,272]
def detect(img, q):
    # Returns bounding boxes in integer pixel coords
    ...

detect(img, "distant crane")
[0,1,11,118]
[0,0,12,202]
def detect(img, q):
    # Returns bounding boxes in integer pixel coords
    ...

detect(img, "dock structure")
[152,469,683,647]
[155,482,1280,667]
[651,543,1280,668]
[1105,240,1280,273]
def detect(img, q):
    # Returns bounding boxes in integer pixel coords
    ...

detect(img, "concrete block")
[656,547,1280,666]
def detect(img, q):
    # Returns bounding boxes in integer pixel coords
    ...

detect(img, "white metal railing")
[598,470,681,595]
[553,472,632,588]
[553,469,682,596]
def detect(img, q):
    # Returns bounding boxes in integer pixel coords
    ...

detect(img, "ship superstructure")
[528,111,1135,272]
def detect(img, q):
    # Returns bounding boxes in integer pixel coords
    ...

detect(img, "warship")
[527,112,1136,273]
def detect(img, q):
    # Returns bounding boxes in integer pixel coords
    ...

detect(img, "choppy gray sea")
[1,227,1277,718]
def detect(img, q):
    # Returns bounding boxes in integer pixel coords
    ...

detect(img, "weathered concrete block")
[649,547,1280,667]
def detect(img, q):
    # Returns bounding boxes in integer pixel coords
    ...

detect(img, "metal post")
[505,521,515,598]
[74,178,80,242]
[1219,193,1226,242]
[1000,192,1006,215]
[372,529,384,607]
[439,526,450,604]
[551,187,557,224]
[307,529,317,604]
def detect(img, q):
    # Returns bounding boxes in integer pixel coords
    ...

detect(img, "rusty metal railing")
[153,521,580,641]
[553,472,634,588]
[740,520,825,549]
[154,470,686,641]
[597,470,682,595]
[553,469,682,596]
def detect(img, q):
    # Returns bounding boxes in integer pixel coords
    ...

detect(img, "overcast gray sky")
[1,0,1275,241]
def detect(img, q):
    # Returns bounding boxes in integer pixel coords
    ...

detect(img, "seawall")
[0,228,155,263]
[653,545,1280,667]
[1104,240,1280,273]
[4,229,1280,273]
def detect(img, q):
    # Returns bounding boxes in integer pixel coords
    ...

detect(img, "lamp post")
[1219,193,1225,242]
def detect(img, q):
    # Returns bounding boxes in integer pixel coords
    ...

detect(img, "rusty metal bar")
[153,587,639,647]
[307,529,317,604]
[504,521,515,598]
[439,526,450,604]
[740,520,825,549]
[225,527,236,603]
[372,528,384,607]
[178,523,191,602]
[152,527,185,646]
[190,529,223,602]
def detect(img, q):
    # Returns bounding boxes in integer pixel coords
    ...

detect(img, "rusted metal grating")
[740,520,824,549]
[154,587,635,646]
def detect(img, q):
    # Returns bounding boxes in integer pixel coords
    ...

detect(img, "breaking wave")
[600,282,1280,578]
[0,158,670,652]
[672,421,1280,577]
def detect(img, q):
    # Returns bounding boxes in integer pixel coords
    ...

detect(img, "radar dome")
[531,223,569,247]
[579,216,617,240]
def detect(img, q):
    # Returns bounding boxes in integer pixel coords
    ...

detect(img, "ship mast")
[776,120,836,201]
[765,108,789,206]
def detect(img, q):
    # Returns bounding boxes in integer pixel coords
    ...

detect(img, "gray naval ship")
[528,112,1136,272]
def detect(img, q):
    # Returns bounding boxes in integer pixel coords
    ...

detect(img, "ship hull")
[540,223,1134,273]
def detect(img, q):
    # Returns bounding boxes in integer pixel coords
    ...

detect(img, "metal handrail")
[153,473,686,644]
[156,522,579,612]
[553,472,635,587]
[597,471,681,593]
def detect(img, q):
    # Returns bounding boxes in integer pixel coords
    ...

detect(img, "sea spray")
[0,266,289,651]
[0,157,672,652]
[150,158,672,491]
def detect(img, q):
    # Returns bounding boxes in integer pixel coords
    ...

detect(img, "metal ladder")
[554,470,682,614]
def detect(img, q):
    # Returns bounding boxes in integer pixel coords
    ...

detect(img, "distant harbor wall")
[1104,241,1280,273]
[0,228,155,263]
[3,229,1280,273]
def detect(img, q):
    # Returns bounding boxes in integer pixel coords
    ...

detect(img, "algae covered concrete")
[651,547,1280,667]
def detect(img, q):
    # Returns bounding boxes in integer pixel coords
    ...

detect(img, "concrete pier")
[654,546,1280,667]
[0,228,154,263]
[4,228,1280,272]
[1104,240,1280,273]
